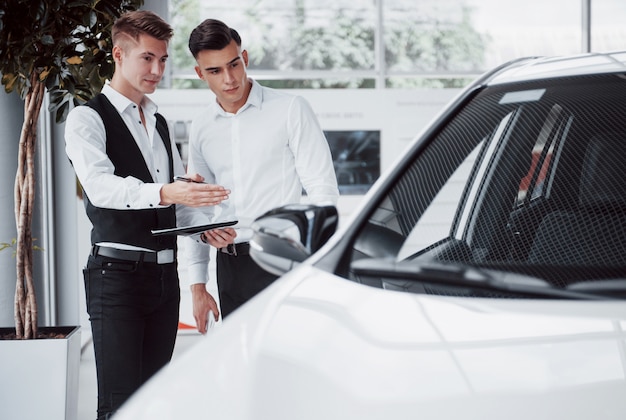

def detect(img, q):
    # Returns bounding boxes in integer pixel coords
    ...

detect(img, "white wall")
[0,92,23,327]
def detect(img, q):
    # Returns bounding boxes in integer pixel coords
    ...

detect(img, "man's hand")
[191,283,220,334]
[160,173,230,207]
[202,227,237,248]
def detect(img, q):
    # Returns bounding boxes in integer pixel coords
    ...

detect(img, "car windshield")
[349,72,626,298]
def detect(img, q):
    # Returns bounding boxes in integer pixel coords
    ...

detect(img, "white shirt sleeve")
[64,105,165,210]
[182,235,211,285]
[287,96,340,206]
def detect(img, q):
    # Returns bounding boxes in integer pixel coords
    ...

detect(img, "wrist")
[190,282,207,293]
[158,182,173,206]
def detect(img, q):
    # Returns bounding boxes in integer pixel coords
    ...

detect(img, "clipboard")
[151,220,238,236]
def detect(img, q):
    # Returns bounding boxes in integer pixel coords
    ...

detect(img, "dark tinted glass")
[353,73,626,290]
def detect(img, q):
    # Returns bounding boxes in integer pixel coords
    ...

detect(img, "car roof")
[483,50,626,86]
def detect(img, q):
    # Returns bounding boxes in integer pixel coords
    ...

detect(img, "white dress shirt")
[65,84,205,250]
[185,79,339,285]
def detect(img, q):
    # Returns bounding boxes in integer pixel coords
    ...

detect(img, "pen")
[174,176,205,184]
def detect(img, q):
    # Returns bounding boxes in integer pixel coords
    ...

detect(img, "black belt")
[218,242,250,256]
[91,245,175,264]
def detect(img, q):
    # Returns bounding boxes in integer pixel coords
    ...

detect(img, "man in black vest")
[64,10,228,420]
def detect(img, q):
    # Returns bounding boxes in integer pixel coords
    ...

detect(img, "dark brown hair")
[188,19,241,58]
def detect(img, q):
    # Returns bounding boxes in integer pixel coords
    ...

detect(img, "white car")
[114,51,626,420]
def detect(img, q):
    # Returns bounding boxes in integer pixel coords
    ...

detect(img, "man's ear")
[112,45,123,64]
[194,65,204,80]
[242,49,249,67]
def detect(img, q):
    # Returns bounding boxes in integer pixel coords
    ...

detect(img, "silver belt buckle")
[157,249,174,264]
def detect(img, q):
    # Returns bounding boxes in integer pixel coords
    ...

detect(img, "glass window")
[515,105,572,206]
[591,0,626,52]
[462,0,581,69]
[169,0,377,88]
[383,1,488,75]
[350,73,626,292]
[169,0,624,89]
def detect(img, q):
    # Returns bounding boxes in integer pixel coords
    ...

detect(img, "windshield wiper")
[567,279,626,298]
[351,259,607,300]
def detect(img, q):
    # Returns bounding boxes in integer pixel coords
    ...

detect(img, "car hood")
[115,265,626,420]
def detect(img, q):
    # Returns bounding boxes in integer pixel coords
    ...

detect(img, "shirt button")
[126,204,131,208]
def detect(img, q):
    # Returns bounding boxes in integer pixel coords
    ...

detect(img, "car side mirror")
[250,204,338,276]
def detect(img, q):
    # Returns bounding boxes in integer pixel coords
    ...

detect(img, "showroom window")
[591,0,626,51]
[167,0,625,89]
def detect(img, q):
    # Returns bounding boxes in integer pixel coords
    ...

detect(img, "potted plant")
[0,1,142,418]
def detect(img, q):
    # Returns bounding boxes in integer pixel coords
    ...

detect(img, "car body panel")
[116,266,626,420]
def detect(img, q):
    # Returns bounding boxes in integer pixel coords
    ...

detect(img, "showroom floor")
[78,331,204,420]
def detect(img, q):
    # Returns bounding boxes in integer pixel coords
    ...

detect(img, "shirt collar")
[212,78,262,117]
[101,84,158,116]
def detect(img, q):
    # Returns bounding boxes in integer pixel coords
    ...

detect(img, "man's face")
[194,40,250,114]
[113,34,168,102]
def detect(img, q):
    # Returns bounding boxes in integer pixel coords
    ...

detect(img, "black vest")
[83,94,176,251]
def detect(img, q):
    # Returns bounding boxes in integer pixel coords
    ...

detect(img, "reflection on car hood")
[115,266,626,420]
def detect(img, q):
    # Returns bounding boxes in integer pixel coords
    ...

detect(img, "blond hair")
[112,10,173,49]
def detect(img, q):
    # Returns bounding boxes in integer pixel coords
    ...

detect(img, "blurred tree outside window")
[168,0,626,89]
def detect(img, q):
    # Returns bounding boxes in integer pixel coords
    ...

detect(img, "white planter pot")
[0,326,81,420]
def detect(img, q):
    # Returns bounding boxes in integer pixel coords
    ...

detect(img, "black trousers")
[83,254,180,420]
[216,252,278,318]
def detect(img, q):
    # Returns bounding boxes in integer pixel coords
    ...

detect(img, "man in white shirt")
[64,11,226,420]
[185,18,339,329]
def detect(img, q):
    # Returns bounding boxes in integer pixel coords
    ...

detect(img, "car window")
[515,104,572,206]
[398,140,482,260]
[350,73,626,290]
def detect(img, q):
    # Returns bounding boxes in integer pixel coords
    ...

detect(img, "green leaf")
[0,0,144,122]
[55,100,70,124]
[1,72,17,93]
[48,88,66,103]
[0,238,17,253]
[41,34,54,45]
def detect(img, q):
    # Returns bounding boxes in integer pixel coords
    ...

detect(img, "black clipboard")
[151,220,238,236]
